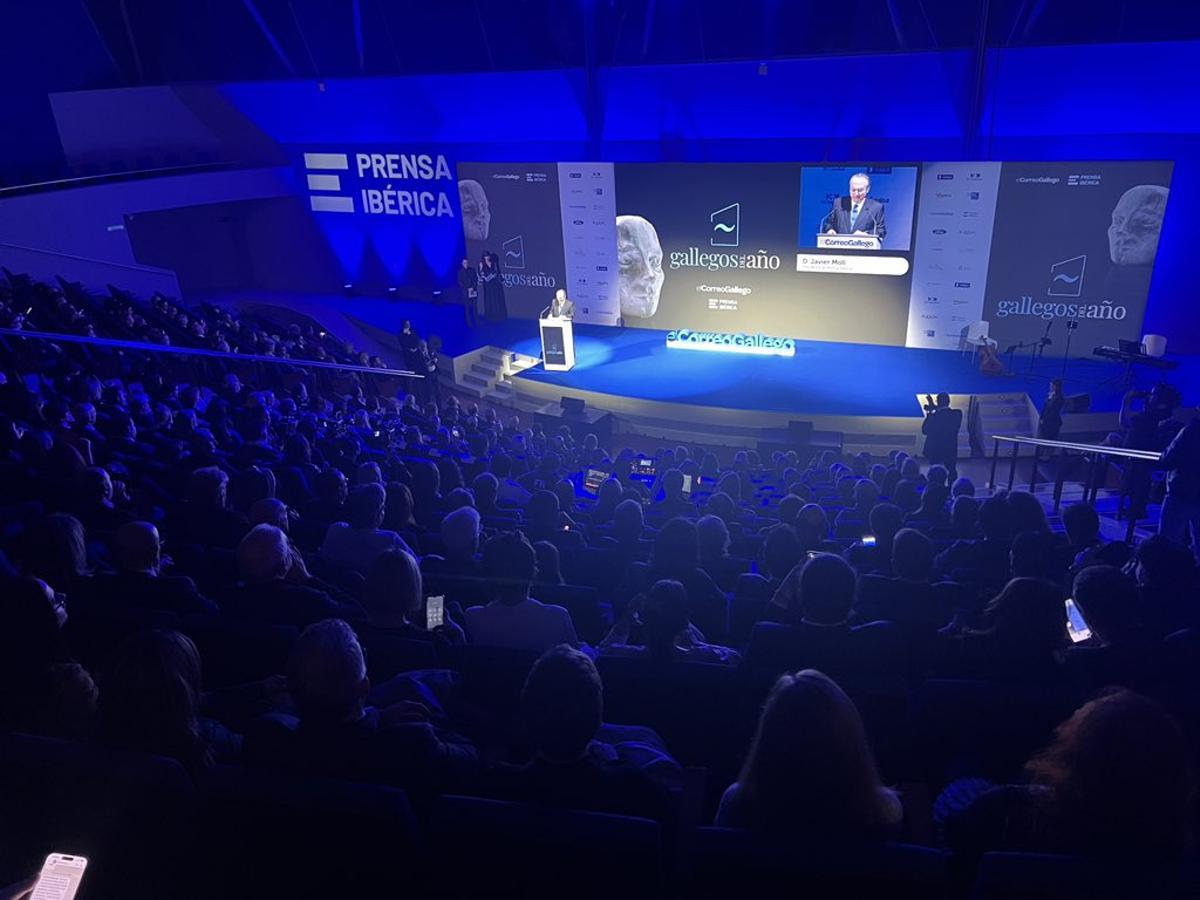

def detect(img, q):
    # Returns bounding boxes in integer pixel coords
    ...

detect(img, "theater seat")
[179,615,297,688]
[532,582,606,642]
[596,656,749,775]
[195,765,420,900]
[910,679,1082,788]
[430,795,662,898]
[0,733,195,898]
[970,851,1200,900]
[687,827,948,899]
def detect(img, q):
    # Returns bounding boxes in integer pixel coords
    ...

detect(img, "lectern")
[816,234,881,250]
[539,315,575,372]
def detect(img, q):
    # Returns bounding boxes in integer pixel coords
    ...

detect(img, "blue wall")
[34,39,1200,350]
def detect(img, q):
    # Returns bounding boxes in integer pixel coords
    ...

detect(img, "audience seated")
[246,619,477,790]
[854,529,953,636]
[78,521,217,617]
[749,554,900,678]
[944,689,1193,863]
[319,483,415,574]
[99,628,220,777]
[463,532,578,651]
[936,577,1068,681]
[697,514,746,592]
[0,272,1195,895]
[0,576,96,740]
[481,644,679,821]
[169,467,250,550]
[715,669,903,838]
[1067,564,1157,689]
[600,578,741,665]
[226,524,364,627]
[622,517,727,641]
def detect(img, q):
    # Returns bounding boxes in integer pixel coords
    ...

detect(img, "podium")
[816,233,881,250]
[539,315,575,372]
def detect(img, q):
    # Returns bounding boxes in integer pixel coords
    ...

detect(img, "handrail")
[991,434,1162,463]
[988,433,1165,542]
[0,327,422,379]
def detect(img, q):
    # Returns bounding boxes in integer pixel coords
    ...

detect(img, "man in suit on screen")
[823,172,887,243]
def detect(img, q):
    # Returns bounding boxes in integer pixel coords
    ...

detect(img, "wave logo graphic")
[710,203,740,247]
[502,235,525,270]
[1047,254,1086,298]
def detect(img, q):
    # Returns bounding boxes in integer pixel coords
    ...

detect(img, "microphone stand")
[1060,320,1079,380]
[1028,320,1053,378]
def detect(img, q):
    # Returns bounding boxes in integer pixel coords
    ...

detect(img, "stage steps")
[969,392,1038,456]
[447,344,539,399]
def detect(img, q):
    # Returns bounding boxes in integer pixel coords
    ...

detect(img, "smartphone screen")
[806,550,820,561]
[1065,598,1092,643]
[32,853,87,900]
[681,473,693,496]
[862,534,877,547]
[425,595,445,630]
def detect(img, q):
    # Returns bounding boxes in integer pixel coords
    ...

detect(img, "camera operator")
[1119,382,1182,517]
[921,392,963,481]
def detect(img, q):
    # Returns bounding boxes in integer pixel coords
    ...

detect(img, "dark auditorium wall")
[125,198,350,295]
[20,40,1200,350]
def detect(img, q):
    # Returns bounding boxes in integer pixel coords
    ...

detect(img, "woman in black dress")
[479,252,507,322]
[1038,379,1065,440]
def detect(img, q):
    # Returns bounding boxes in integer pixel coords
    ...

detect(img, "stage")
[206,291,1200,428]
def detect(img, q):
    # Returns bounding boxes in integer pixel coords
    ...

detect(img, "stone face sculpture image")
[1108,184,1168,266]
[616,215,665,319]
[459,179,491,241]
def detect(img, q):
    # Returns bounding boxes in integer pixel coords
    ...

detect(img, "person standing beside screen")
[457,258,478,327]
[823,172,887,243]
[479,252,507,323]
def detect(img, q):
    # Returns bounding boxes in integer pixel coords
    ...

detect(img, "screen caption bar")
[795,254,910,276]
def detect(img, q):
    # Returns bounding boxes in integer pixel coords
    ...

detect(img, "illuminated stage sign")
[665,329,796,357]
[302,151,456,217]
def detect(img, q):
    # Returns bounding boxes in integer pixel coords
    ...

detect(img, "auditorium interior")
[4,1,1200,897]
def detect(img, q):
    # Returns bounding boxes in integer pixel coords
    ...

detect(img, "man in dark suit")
[548,289,575,319]
[77,521,218,617]
[823,172,887,242]
[746,553,902,680]
[921,392,963,481]
[224,524,364,628]
[456,258,478,327]
[243,619,478,794]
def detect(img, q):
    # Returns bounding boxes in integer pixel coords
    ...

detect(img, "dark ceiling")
[4,0,1198,185]
[72,0,1200,84]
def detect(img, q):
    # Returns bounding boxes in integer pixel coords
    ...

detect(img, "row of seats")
[6,731,1196,900]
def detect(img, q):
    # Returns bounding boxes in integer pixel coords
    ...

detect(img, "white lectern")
[539,315,575,372]
[816,233,881,250]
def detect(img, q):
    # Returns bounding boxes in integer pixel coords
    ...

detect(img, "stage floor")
[205,292,1200,420]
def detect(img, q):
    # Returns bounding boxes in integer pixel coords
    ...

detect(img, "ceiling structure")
[71,0,1200,84]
